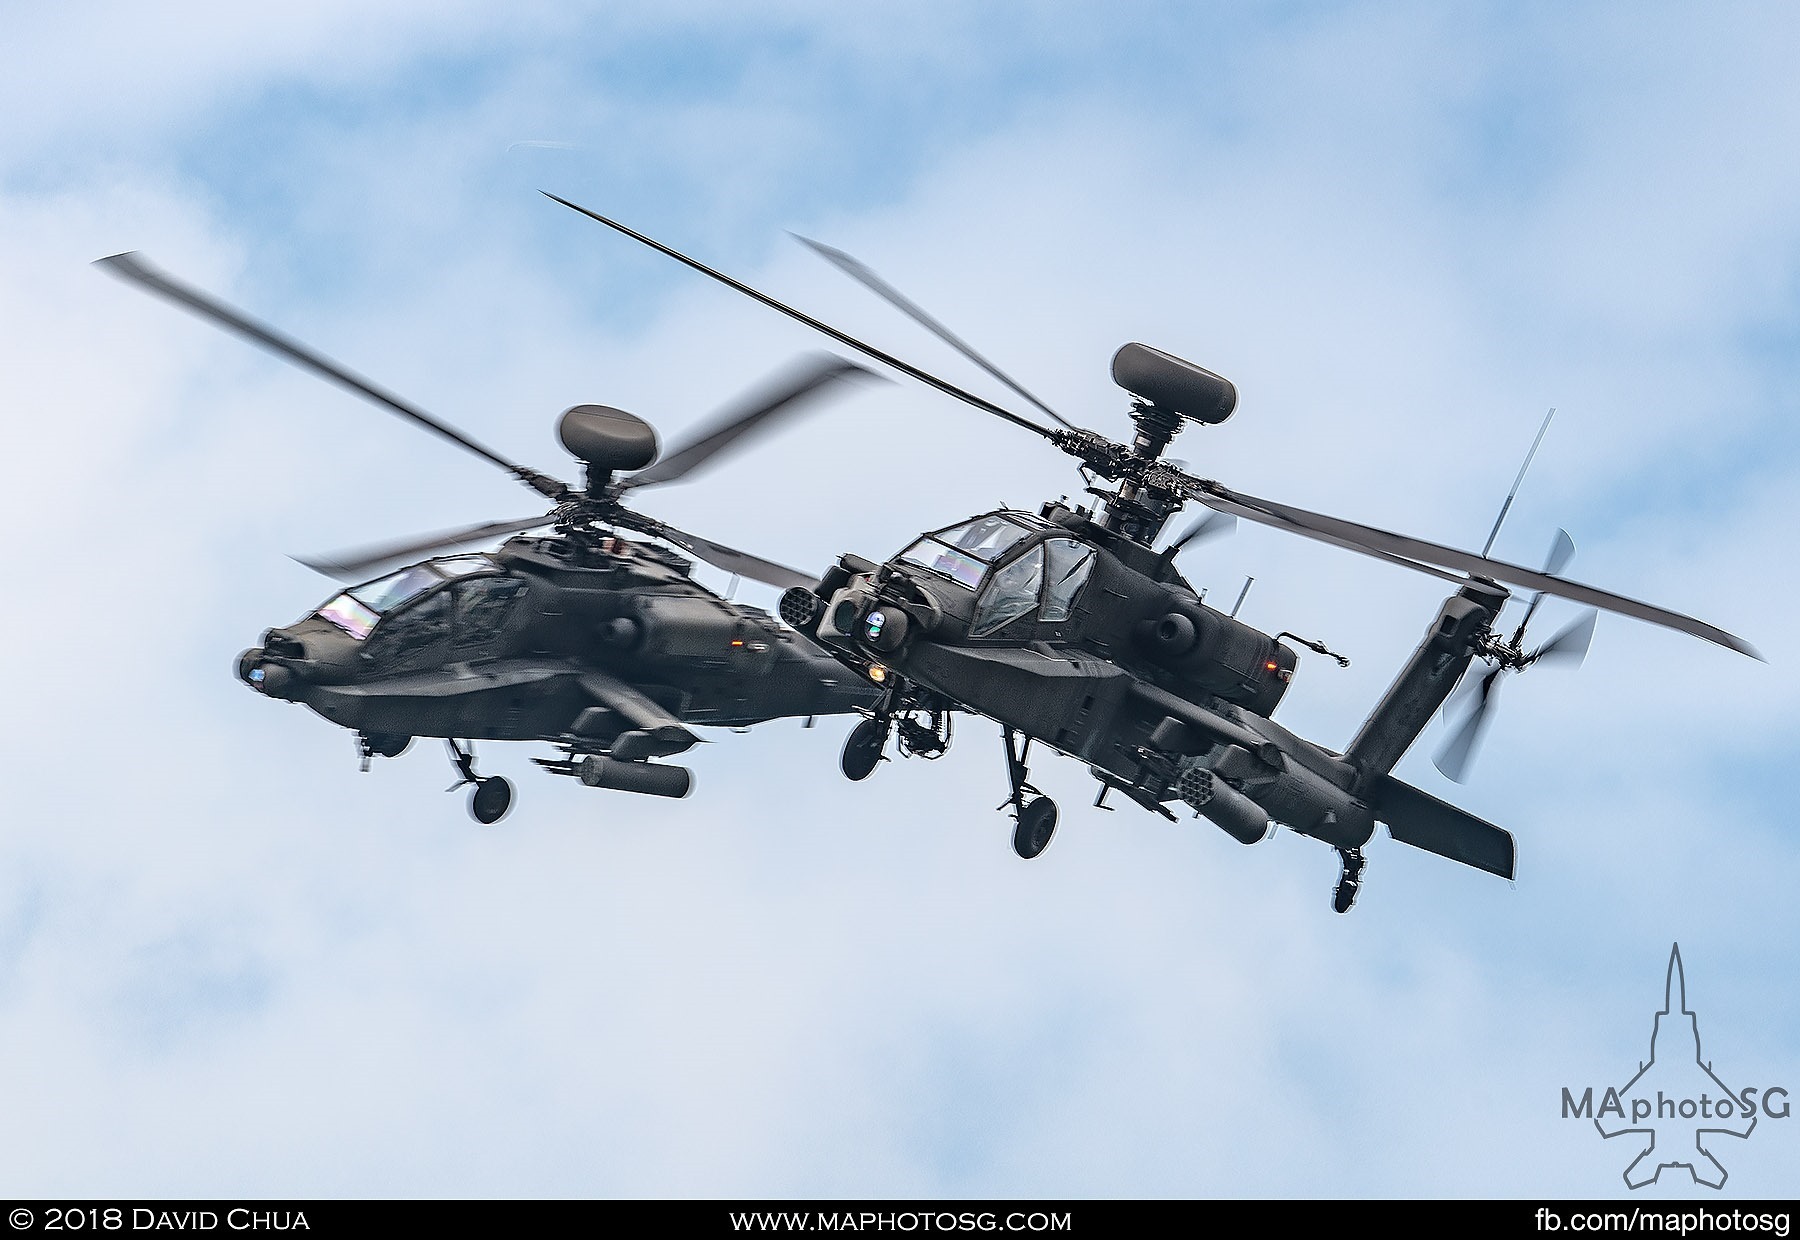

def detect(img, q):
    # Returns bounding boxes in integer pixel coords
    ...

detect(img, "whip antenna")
[1482,408,1556,557]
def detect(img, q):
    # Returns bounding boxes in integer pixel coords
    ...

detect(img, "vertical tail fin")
[1345,581,1506,780]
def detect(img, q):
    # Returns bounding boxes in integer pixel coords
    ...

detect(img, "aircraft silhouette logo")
[1591,944,1755,1189]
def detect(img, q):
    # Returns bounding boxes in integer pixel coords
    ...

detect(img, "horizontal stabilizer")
[1371,774,1515,879]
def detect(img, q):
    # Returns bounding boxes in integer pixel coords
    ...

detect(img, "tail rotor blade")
[1434,667,1504,783]
[1542,527,1576,578]
[1441,663,1487,720]
[1531,609,1597,668]
[1514,527,1576,638]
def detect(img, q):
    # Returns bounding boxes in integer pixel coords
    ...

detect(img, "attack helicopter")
[544,193,1760,910]
[98,252,880,824]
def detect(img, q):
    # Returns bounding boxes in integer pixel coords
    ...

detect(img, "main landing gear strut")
[1001,728,1057,860]
[445,739,513,825]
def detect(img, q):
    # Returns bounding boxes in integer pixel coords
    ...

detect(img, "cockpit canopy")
[898,514,1040,589]
[896,512,1097,638]
[314,554,498,641]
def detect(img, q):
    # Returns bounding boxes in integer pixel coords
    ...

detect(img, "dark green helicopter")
[98,253,879,824]
[546,194,1761,911]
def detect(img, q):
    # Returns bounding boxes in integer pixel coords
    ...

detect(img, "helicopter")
[97,252,880,824]
[543,192,1761,911]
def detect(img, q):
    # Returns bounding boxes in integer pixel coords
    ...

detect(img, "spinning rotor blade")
[1531,609,1597,668]
[1165,509,1238,554]
[95,252,566,500]
[1432,535,1597,784]
[622,353,876,491]
[295,515,554,581]
[1541,526,1576,578]
[1179,478,1760,659]
[542,192,1058,441]
[1441,659,1489,721]
[622,513,817,592]
[1433,667,1504,784]
[535,197,1758,662]
[792,234,1080,433]
[1512,527,1577,636]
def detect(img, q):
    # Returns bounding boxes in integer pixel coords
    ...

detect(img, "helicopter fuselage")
[525,197,1754,906]
[240,533,877,762]
[783,501,1516,876]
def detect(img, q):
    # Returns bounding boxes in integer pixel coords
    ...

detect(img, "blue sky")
[1,1,1796,1198]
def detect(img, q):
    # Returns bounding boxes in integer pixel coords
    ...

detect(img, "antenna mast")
[1482,408,1557,557]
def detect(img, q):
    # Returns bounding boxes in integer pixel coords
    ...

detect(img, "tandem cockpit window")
[967,538,1095,637]
[898,514,1038,589]
[313,554,501,641]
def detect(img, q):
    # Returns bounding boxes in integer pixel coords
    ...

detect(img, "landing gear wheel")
[470,776,513,825]
[841,716,888,782]
[1332,847,1366,914]
[1012,796,1058,859]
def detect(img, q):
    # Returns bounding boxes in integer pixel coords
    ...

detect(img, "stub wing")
[575,670,700,759]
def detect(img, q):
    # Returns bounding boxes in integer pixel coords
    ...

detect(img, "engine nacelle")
[1134,606,1296,715]
[614,596,775,672]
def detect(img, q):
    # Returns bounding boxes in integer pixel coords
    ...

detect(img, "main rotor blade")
[541,192,1058,442]
[621,513,816,592]
[95,252,566,499]
[792,234,1080,433]
[295,515,553,581]
[1180,478,1761,659]
[1174,482,1468,587]
[621,353,876,491]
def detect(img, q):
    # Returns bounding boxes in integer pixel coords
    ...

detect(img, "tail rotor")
[1432,528,1597,783]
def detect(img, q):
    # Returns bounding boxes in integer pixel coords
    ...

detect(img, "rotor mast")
[1065,342,1241,546]
[1087,400,1188,543]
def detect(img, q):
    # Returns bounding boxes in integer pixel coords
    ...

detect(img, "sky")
[1,0,1797,1200]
